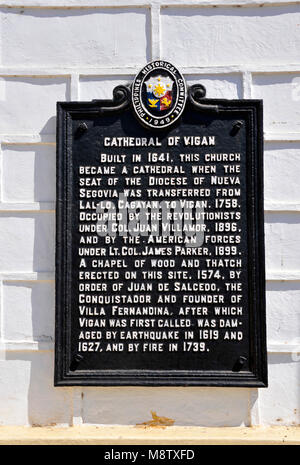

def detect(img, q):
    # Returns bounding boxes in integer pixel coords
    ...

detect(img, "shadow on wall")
[258,353,300,426]
[5,351,72,426]
[77,386,258,427]
[4,345,300,426]
[0,77,69,136]
[2,144,56,203]
[2,131,60,424]
[3,344,261,426]
[3,281,54,343]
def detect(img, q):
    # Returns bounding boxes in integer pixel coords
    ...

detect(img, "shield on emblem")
[144,75,174,111]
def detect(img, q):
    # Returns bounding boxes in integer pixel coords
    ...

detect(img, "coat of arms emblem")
[145,75,174,111]
[132,60,187,129]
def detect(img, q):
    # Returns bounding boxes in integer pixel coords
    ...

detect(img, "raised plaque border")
[55,89,267,387]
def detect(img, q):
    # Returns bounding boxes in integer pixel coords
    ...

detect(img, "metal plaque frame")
[55,87,267,387]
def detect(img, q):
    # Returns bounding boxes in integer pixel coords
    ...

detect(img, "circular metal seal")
[132,61,187,129]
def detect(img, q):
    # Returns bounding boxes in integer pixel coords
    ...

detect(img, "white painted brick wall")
[1,8,150,67]
[0,77,69,135]
[0,213,55,272]
[81,387,250,426]
[264,143,300,206]
[161,6,300,67]
[2,145,56,202]
[266,282,300,345]
[265,213,300,271]
[3,281,54,341]
[252,74,300,134]
[79,76,135,100]
[0,0,299,428]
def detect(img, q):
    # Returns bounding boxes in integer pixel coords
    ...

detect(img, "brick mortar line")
[70,74,80,101]
[242,71,252,99]
[1,0,300,7]
[0,282,3,342]
[159,1,300,6]
[0,3,151,9]
[249,389,260,426]
[151,3,161,60]
[0,144,3,204]
[2,66,300,75]
[72,388,83,426]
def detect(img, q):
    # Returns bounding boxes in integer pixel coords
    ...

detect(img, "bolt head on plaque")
[132,61,187,129]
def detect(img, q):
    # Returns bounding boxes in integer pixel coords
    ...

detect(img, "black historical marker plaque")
[55,62,267,387]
